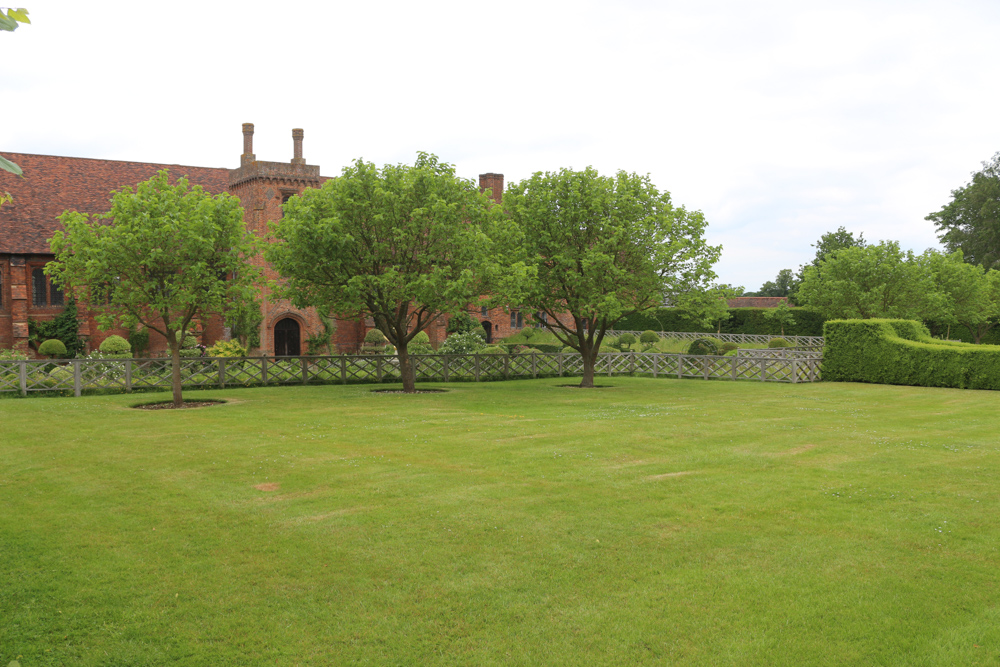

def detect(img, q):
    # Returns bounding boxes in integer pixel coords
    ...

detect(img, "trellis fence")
[610,330,825,347]
[0,350,822,397]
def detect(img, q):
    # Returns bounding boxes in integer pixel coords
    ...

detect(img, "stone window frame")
[509,310,523,329]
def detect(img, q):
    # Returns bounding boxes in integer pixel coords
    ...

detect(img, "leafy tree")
[809,226,867,265]
[1,7,29,176]
[757,268,797,297]
[226,292,263,350]
[47,170,259,407]
[927,153,1000,268]
[762,300,794,336]
[676,283,743,334]
[797,241,933,320]
[267,153,496,393]
[499,166,720,388]
[921,249,1000,343]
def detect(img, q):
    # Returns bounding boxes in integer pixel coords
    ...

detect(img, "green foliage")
[616,307,826,337]
[927,153,1000,268]
[364,329,388,344]
[823,318,1000,390]
[639,330,659,345]
[0,348,28,361]
[447,312,481,335]
[408,343,434,355]
[268,153,495,392]
[47,170,259,406]
[38,339,67,358]
[798,241,934,320]
[228,295,263,351]
[687,338,719,355]
[0,7,29,32]
[206,340,248,358]
[127,325,150,358]
[99,335,131,356]
[720,342,739,353]
[767,337,792,348]
[521,327,536,340]
[921,249,1000,343]
[762,301,795,335]
[497,165,720,387]
[480,346,506,355]
[756,268,798,297]
[411,331,430,345]
[617,332,636,346]
[439,331,486,355]
[28,298,84,358]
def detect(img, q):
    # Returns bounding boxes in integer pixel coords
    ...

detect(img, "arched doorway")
[481,321,493,344]
[274,318,301,356]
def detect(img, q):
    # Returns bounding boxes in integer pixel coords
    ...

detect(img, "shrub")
[447,312,480,335]
[128,326,150,357]
[602,336,617,350]
[439,331,486,355]
[720,342,739,353]
[562,346,576,353]
[28,298,84,358]
[207,340,248,358]
[823,318,1000,390]
[0,348,29,361]
[617,332,636,346]
[687,338,719,355]
[364,328,388,344]
[768,337,792,348]
[408,342,434,355]
[411,331,430,345]
[521,327,536,340]
[99,335,132,356]
[481,346,506,355]
[48,365,74,385]
[639,330,659,345]
[38,339,68,358]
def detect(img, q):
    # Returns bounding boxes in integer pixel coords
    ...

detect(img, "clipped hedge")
[615,308,826,336]
[823,319,1000,390]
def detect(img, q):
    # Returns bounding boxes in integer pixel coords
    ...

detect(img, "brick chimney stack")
[241,123,255,165]
[479,173,504,204]
[291,128,305,165]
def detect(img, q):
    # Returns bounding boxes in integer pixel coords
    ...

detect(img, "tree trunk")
[170,337,183,408]
[397,344,416,393]
[579,346,596,388]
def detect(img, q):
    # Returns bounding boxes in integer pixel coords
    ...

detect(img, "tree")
[757,268,797,297]
[762,300,794,336]
[267,153,496,393]
[676,283,743,333]
[921,249,1000,343]
[47,170,259,407]
[927,152,1000,268]
[499,166,720,388]
[1,7,29,176]
[797,241,933,320]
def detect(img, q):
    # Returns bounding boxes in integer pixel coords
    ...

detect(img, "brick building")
[0,125,529,356]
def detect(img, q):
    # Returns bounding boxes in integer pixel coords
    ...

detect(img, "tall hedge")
[615,308,826,336]
[823,319,1000,390]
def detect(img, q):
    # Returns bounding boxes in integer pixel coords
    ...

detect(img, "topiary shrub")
[207,340,248,358]
[720,342,739,353]
[48,365,74,385]
[99,335,132,356]
[364,328,388,344]
[411,330,430,345]
[768,337,792,348]
[617,333,636,348]
[639,330,659,345]
[521,327,536,340]
[602,336,617,350]
[687,338,719,355]
[38,338,67,358]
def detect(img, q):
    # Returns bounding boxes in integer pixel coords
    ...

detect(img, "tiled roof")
[727,296,790,308]
[0,152,229,255]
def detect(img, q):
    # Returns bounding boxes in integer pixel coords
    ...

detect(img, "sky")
[3,1,1000,291]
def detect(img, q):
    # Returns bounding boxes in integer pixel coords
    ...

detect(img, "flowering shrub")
[439,331,486,355]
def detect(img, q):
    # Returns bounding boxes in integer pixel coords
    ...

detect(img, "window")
[31,267,64,307]
[481,306,488,318]
[510,310,523,329]
[535,312,547,327]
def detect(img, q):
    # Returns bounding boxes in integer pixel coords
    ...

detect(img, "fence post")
[18,360,27,397]
[475,354,481,382]
[531,352,537,379]
[443,356,450,383]
[261,357,269,385]
[125,359,133,393]
[558,353,564,377]
[301,357,309,385]
[607,354,612,377]
[219,358,226,389]
[760,359,766,382]
[630,352,636,374]
[376,356,383,382]
[731,356,737,381]
[652,353,658,378]
[791,358,799,384]
[703,357,710,380]
[340,356,347,384]
[503,354,509,380]
[677,354,683,379]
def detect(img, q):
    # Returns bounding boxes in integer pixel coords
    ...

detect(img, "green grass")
[3,379,1000,665]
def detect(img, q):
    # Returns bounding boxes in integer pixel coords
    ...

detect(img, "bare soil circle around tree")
[130,399,228,410]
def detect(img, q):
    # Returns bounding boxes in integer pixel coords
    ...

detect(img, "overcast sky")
[3,1,1000,290]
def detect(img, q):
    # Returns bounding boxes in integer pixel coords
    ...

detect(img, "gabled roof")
[0,152,229,255]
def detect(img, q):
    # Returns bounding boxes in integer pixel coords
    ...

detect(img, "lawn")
[2,378,999,665]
